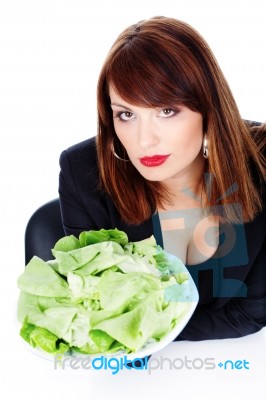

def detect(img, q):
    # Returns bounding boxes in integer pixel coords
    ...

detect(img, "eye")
[114,111,135,122]
[158,108,176,118]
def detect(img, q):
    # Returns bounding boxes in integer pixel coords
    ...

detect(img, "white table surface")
[3,316,265,400]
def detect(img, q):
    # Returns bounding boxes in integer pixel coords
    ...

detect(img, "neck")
[161,154,205,209]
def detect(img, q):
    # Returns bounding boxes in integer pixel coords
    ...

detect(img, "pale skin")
[110,86,219,265]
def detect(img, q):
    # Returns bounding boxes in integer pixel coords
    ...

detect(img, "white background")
[0,0,265,399]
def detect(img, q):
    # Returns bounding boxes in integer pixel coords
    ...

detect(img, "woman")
[59,16,266,340]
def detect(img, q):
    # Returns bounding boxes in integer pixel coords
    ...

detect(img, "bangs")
[106,39,199,110]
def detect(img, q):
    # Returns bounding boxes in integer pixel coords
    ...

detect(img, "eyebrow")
[110,102,134,111]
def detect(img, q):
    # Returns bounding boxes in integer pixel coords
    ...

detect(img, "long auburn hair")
[96,16,265,225]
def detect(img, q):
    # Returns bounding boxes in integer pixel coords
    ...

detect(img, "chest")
[158,208,219,265]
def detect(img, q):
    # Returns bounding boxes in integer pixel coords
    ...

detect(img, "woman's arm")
[177,236,266,340]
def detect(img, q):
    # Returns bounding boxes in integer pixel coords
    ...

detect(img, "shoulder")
[247,120,266,157]
[59,136,98,179]
[246,121,266,197]
[60,136,97,166]
[59,136,100,192]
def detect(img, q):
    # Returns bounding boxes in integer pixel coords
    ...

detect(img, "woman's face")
[110,86,204,189]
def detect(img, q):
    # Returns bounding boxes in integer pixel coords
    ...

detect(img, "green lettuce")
[17,229,194,355]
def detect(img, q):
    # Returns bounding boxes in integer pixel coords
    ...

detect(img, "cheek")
[171,126,203,157]
[114,123,128,145]
[114,127,136,154]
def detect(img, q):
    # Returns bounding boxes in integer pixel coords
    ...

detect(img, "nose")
[137,117,160,150]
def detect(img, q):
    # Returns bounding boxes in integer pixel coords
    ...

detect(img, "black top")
[59,136,266,341]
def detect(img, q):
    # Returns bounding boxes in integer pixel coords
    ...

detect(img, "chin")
[137,170,171,182]
[132,161,176,182]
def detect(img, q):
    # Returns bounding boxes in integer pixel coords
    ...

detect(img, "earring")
[111,141,130,162]
[203,134,209,159]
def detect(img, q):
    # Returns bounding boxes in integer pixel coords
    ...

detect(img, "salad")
[17,229,195,356]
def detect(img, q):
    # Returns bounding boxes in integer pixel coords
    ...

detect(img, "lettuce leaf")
[79,228,128,247]
[20,321,69,354]
[17,256,70,297]
[17,229,194,355]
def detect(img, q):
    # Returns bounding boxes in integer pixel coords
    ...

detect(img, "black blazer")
[59,136,266,340]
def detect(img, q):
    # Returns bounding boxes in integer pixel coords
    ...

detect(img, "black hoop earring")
[111,141,130,162]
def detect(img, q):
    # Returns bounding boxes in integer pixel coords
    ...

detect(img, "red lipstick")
[139,155,170,167]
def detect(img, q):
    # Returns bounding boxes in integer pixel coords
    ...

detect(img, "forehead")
[109,85,123,101]
[109,86,137,109]
[109,85,135,105]
[109,84,170,110]
[109,86,164,114]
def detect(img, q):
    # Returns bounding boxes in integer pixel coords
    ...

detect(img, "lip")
[139,155,170,167]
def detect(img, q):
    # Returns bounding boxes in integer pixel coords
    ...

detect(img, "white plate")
[19,254,199,364]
